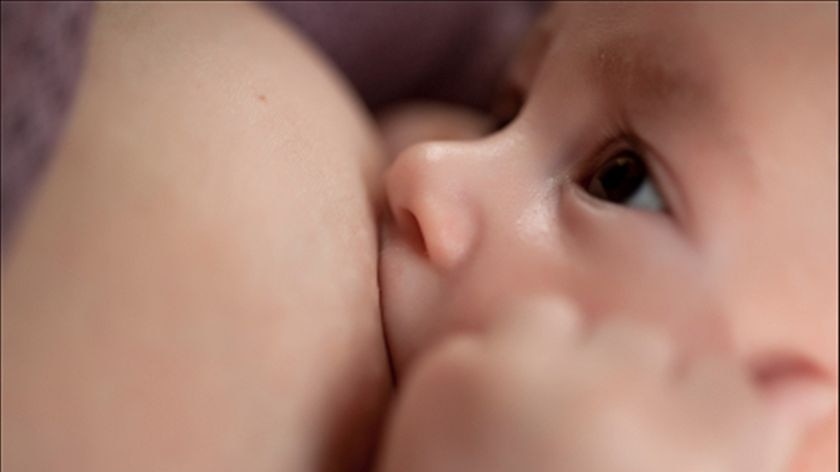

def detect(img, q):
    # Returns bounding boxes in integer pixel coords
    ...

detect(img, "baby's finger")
[481,296,583,383]
[587,317,676,380]
[486,296,582,353]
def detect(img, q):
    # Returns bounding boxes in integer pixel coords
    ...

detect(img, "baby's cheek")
[553,215,728,355]
[430,217,724,366]
[579,262,728,356]
[787,413,838,472]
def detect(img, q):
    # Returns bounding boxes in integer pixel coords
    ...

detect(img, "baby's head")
[379,2,837,469]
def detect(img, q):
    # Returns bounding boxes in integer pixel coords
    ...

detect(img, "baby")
[374,2,837,471]
[1,2,836,472]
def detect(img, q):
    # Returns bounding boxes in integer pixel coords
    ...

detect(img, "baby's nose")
[385,141,482,270]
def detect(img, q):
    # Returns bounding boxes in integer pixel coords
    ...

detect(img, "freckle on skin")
[258,94,267,102]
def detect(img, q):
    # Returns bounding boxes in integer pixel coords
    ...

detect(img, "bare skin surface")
[378,3,837,471]
[377,298,829,472]
[1,3,390,471]
[3,2,836,472]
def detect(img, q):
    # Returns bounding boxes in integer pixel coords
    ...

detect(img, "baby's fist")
[376,297,812,472]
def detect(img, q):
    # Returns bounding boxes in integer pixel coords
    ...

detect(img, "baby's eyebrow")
[584,35,756,192]
[587,36,715,116]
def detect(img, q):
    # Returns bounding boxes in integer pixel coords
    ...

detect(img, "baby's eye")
[583,150,665,212]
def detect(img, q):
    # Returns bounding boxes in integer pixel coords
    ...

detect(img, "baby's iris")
[585,150,665,212]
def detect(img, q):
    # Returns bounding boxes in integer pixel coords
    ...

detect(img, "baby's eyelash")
[572,127,671,213]
[574,128,645,182]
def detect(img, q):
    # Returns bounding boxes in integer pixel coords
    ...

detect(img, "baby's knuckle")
[492,296,583,344]
[407,335,487,393]
[588,318,676,379]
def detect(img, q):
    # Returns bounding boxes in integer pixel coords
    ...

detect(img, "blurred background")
[0,1,545,254]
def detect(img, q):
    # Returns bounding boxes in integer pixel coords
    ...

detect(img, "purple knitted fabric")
[269,2,543,109]
[1,1,93,255]
[0,2,542,254]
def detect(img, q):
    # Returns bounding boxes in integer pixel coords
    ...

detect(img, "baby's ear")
[376,101,493,158]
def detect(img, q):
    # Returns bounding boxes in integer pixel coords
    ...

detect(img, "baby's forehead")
[511,2,836,160]
[517,2,834,88]
[510,2,836,248]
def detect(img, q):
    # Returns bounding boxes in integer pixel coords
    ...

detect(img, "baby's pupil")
[592,153,646,203]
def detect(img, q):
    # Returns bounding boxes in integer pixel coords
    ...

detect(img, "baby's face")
[380,2,836,465]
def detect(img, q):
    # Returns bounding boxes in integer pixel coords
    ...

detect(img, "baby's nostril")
[399,210,427,257]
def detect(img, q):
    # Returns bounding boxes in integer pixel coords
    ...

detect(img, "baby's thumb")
[759,374,837,472]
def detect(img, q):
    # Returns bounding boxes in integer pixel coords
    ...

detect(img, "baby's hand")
[376,297,811,472]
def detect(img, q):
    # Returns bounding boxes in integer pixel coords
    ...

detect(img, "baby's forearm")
[1,3,390,471]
